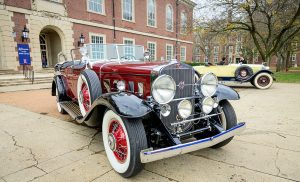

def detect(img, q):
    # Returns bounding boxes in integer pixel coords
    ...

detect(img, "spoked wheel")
[211,100,237,148]
[102,110,147,178]
[77,70,101,116]
[253,72,273,89]
[56,87,66,114]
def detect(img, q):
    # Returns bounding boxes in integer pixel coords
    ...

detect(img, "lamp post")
[78,33,85,47]
[22,26,29,42]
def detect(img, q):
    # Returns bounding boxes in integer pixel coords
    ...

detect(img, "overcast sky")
[192,0,224,20]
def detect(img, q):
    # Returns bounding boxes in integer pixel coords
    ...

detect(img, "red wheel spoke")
[108,120,128,163]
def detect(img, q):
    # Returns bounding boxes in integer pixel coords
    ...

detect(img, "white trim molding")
[147,41,157,61]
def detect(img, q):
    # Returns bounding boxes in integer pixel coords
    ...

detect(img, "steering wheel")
[120,55,136,60]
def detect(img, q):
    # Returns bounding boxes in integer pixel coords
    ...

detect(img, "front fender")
[214,84,240,101]
[82,92,152,127]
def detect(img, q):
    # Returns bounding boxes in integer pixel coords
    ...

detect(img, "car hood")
[91,61,177,75]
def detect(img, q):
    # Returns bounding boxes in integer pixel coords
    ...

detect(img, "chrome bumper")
[140,122,246,163]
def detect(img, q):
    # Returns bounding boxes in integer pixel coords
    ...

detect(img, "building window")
[147,41,156,61]
[166,5,173,31]
[166,44,173,60]
[291,54,296,62]
[123,38,135,57]
[122,0,134,21]
[180,11,187,33]
[90,34,106,59]
[147,0,156,27]
[88,0,105,14]
[213,46,219,63]
[237,35,241,42]
[204,56,209,63]
[229,46,233,53]
[229,56,233,63]
[180,46,186,62]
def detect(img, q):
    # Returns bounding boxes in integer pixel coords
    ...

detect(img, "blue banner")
[17,44,31,65]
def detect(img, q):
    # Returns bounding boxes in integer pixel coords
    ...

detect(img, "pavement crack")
[76,129,101,151]
[1,130,47,174]
[89,169,113,182]
[144,169,180,182]
[275,147,281,176]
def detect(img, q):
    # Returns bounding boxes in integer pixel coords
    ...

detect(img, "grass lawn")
[274,71,300,83]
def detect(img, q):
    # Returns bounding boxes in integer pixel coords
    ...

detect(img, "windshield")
[85,44,145,62]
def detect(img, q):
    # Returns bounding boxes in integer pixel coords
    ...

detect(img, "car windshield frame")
[83,44,145,62]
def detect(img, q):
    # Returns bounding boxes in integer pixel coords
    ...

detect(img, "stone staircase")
[0,69,54,88]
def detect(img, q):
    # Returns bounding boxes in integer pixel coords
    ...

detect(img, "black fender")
[250,70,275,81]
[214,84,240,101]
[51,75,68,101]
[82,92,152,127]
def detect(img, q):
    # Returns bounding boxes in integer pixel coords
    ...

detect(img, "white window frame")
[123,38,135,58]
[180,46,186,62]
[229,46,233,53]
[87,0,105,15]
[166,44,174,60]
[147,41,157,61]
[291,54,296,62]
[147,0,157,27]
[122,0,135,22]
[89,33,106,60]
[204,56,209,63]
[180,11,187,34]
[166,4,173,32]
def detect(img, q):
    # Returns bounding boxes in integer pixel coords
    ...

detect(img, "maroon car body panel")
[61,61,173,100]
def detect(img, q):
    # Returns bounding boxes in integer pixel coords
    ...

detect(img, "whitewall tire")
[77,70,101,116]
[253,72,273,89]
[56,87,66,114]
[102,110,147,177]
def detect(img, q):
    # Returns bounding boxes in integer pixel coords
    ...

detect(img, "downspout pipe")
[112,0,116,42]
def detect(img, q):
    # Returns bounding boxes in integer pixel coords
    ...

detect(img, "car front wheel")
[211,100,237,148]
[102,110,147,178]
[253,72,273,89]
[56,87,66,114]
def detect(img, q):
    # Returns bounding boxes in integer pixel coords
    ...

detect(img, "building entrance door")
[39,28,62,68]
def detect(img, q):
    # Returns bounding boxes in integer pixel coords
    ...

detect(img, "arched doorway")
[39,28,62,68]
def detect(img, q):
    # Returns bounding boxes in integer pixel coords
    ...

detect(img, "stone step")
[0,77,53,82]
[0,80,53,87]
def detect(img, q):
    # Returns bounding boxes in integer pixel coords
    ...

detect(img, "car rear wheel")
[253,72,273,89]
[211,100,237,149]
[56,87,66,114]
[77,70,102,116]
[102,110,147,178]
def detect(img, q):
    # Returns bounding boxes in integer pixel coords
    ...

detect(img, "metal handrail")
[22,65,34,84]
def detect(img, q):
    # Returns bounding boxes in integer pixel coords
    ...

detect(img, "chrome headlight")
[202,97,215,114]
[152,75,176,104]
[200,73,218,97]
[178,100,192,119]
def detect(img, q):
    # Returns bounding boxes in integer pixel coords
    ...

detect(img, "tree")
[196,0,300,71]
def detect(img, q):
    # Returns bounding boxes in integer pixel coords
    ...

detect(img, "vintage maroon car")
[52,44,246,177]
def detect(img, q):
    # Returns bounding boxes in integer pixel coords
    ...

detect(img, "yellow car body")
[194,64,265,78]
[194,63,274,89]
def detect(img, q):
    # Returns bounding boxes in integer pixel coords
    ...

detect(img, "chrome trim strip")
[170,112,221,126]
[140,122,246,163]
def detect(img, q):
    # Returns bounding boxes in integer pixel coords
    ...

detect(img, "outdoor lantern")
[22,26,29,42]
[78,33,85,47]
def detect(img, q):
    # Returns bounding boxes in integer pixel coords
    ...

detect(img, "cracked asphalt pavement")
[0,83,299,182]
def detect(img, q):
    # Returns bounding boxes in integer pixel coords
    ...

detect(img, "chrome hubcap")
[108,133,116,151]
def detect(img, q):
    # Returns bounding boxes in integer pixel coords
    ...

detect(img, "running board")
[60,101,83,120]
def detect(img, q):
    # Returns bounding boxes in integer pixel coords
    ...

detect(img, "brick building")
[193,33,300,67]
[0,0,195,71]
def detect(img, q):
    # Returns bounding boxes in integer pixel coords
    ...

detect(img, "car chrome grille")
[160,65,195,133]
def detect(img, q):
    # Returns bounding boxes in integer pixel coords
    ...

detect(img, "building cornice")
[179,0,197,8]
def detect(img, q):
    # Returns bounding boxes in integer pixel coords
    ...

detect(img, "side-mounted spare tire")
[77,69,102,116]
[234,65,253,81]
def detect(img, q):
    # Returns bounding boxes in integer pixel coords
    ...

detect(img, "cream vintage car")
[194,63,274,89]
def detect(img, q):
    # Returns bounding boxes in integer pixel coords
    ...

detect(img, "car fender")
[214,84,240,101]
[51,75,67,101]
[251,70,275,80]
[82,92,152,127]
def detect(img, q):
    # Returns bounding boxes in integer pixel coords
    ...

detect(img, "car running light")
[178,100,192,119]
[202,97,215,114]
